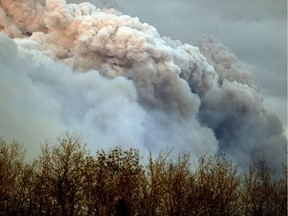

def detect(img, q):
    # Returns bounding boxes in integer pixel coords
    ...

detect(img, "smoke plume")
[0,0,286,172]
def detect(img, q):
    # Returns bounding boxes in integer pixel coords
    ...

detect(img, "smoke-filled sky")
[0,0,286,173]
[115,0,288,126]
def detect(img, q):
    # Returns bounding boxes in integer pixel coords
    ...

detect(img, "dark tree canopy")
[0,134,286,216]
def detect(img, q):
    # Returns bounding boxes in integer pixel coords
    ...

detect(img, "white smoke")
[0,0,286,172]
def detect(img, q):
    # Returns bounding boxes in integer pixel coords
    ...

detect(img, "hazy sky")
[112,0,287,127]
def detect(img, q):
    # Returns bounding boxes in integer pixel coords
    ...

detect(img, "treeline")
[0,133,287,216]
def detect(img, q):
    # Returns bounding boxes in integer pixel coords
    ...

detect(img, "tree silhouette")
[0,135,286,216]
[38,133,87,216]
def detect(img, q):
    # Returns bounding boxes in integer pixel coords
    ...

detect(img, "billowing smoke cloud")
[0,0,46,37]
[197,36,286,170]
[0,0,286,172]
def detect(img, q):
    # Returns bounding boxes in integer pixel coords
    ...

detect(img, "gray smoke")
[197,36,286,171]
[0,0,286,172]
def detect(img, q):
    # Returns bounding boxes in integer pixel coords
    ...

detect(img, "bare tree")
[38,133,87,216]
[82,146,143,216]
[0,139,26,215]
[191,154,241,216]
[161,153,192,216]
[134,149,177,216]
[240,159,287,216]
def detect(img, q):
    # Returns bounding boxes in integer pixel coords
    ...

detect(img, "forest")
[0,133,287,216]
